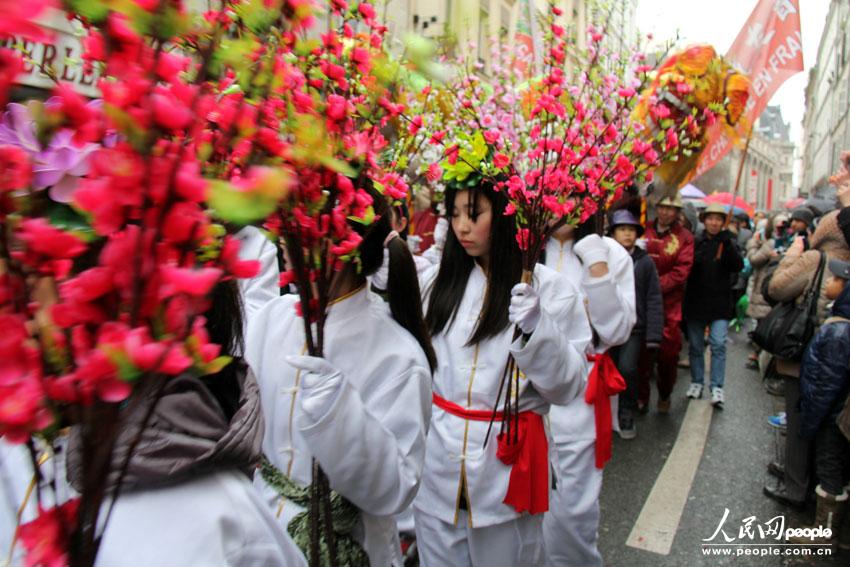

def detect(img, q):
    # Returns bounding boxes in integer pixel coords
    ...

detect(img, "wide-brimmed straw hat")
[699,203,728,222]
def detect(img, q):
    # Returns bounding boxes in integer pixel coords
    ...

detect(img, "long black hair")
[201,279,245,420]
[346,185,437,373]
[425,183,522,345]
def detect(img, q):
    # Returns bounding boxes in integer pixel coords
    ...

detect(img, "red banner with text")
[694,0,804,177]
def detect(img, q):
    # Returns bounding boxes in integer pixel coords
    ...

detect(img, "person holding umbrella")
[683,204,745,407]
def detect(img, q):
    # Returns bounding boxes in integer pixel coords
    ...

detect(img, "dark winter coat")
[631,246,664,345]
[68,360,264,493]
[799,284,850,441]
[683,229,744,322]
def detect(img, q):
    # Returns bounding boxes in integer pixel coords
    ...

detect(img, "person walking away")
[788,258,850,550]
[638,194,694,413]
[683,204,744,408]
[608,210,663,439]
[764,207,850,509]
[247,188,436,566]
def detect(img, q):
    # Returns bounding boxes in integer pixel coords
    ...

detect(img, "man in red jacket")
[638,194,694,413]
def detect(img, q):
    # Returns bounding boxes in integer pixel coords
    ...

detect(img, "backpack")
[750,252,826,361]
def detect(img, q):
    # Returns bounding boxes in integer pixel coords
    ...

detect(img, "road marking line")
[625,399,713,555]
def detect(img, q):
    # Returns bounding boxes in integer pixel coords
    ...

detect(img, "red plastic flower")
[0,0,56,43]
[425,162,442,182]
[16,499,79,567]
[493,153,510,169]
[0,49,23,107]
[17,219,86,259]
[408,115,423,135]
[0,377,52,443]
[358,2,376,21]
[0,145,32,191]
[665,128,679,151]
[160,266,223,298]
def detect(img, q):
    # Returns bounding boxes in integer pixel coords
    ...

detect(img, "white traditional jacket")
[414,263,591,528]
[543,236,637,443]
[95,470,307,566]
[1,440,32,564]
[245,287,432,567]
[2,438,76,565]
[235,225,280,324]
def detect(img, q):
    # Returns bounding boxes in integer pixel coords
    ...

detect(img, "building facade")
[394,0,636,72]
[801,0,850,196]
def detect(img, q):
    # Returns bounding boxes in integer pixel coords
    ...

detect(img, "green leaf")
[294,39,321,57]
[470,130,488,162]
[207,179,280,225]
[107,350,143,383]
[234,0,278,33]
[48,203,95,242]
[348,205,376,226]
[66,0,110,24]
[200,355,233,376]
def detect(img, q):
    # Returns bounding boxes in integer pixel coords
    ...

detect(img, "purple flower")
[35,130,99,202]
[0,101,100,202]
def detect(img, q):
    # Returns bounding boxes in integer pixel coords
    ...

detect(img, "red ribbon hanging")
[432,393,549,515]
[585,353,627,469]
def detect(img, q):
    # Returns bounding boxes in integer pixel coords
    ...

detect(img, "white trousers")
[542,438,603,567]
[414,508,544,567]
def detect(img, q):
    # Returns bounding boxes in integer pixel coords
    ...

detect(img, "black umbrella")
[804,197,837,217]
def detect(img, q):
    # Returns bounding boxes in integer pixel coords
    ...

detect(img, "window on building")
[499,2,511,39]
[478,0,490,66]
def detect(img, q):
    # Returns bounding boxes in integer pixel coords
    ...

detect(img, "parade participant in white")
[234,225,280,323]
[413,185,591,566]
[67,282,306,567]
[371,206,441,292]
[246,195,436,567]
[541,225,636,567]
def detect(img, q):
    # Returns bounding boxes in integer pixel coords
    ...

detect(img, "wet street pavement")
[598,327,845,566]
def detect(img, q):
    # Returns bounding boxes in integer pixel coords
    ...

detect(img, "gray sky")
[636,0,831,146]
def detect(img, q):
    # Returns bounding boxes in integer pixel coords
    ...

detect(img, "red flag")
[694,0,803,177]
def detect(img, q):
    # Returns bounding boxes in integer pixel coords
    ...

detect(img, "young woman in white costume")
[413,183,592,566]
[541,218,636,567]
[246,189,436,566]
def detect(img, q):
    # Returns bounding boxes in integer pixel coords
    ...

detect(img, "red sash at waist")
[432,392,549,515]
[585,353,626,469]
